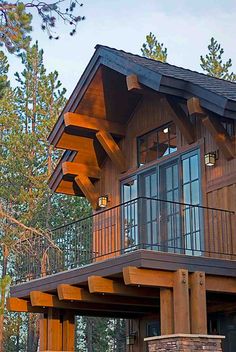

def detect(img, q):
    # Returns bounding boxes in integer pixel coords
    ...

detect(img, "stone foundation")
[144,334,224,352]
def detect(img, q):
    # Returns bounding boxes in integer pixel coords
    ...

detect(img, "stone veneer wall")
[144,334,224,352]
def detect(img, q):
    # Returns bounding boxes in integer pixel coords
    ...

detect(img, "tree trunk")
[0,245,9,352]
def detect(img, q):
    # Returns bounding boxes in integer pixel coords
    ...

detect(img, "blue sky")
[6,0,236,97]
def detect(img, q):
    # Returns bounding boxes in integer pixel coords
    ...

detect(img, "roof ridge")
[95,44,236,87]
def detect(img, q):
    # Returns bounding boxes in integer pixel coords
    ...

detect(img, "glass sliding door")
[121,178,138,250]
[139,169,158,249]
[182,150,202,255]
[159,160,181,253]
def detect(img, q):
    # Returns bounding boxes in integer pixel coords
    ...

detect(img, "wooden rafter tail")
[6,297,46,313]
[126,74,143,92]
[62,161,101,179]
[187,97,205,117]
[64,112,126,137]
[88,276,160,298]
[96,130,127,173]
[123,266,174,287]
[74,174,99,210]
[165,96,195,144]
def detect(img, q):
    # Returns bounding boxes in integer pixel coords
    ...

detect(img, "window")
[137,122,177,166]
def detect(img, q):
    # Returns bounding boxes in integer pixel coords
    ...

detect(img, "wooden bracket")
[64,112,126,137]
[96,130,127,173]
[74,174,99,210]
[166,96,195,144]
[187,97,235,160]
[62,161,101,179]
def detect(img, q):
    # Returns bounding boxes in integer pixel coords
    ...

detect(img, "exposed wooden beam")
[187,96,235,160]
[208,301,236,314]
[88,276,160,298]
[126,74,142,92]
[202,114,235,160]
[173,269,190,334]
[160,288,174,335]
[206,275,236,293]
[58,284,157,306]
[74,174,99,210]
[96,130,127,173]
[62,161,101,179]
[6,297,46,313]
[64,112,126,137]
[30,291,154,314]
[123,267,173,287]
[165,96,195,144]
[187,97,205,117]
[190,272,207,334]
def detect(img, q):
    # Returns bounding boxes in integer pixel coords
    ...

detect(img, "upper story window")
[137,122,177,167]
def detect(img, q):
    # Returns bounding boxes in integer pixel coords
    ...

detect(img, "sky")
[6,0,236,97]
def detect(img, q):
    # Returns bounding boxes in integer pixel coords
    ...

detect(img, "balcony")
[14,197,235,284]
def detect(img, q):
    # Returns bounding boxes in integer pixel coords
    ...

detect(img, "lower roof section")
[11,249,236,299]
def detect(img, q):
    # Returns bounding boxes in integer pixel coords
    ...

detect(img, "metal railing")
[14,197,235,283]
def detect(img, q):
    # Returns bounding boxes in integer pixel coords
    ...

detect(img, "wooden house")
[7,45,236,352]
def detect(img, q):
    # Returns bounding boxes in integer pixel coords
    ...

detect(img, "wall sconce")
[163,127,169,134]
[205,151,218,167]
[126,332,137,345]
[98,195,109,208]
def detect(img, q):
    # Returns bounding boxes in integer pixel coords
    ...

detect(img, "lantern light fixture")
[205,151,218,167]
[98,195,109,208]
[163,127,169,134]
[126,332,137,345]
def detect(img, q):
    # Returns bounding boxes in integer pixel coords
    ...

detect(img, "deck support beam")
[96,130,127,173]
[62,161,101,179]
[190,272,207,334]
[173,269,190,334]
[160,288,174,335]
[123,266,173,287]
[47,308,63,351]
[39,313,48,351]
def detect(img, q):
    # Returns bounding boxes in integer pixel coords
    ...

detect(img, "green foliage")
[141,32,167,62]
[0,51,9,97]
[200,37,236,81]
[0,1,85,53]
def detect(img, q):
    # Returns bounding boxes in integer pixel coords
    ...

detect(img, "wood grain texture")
[160,288,174,335]
[173,269,190,334]
[190,272,207,334]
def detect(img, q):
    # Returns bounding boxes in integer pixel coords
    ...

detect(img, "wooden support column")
[190,272,207,334]
[74,174,99,210]
[39,313,48,351]
[96,130,127,173]
[160,288,174,335]
[62,311,75,351]
[173,269,190,334]
[47,308,63,351]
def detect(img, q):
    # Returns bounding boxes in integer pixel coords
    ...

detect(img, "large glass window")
[137,122,177,166]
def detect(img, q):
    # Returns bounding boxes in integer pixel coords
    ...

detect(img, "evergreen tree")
[0,1,85,53]
[141,32,167,62]
[200,37,236,81]
[0,51,9,97]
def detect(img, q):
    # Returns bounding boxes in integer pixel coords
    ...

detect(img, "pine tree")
[141,32,167,62]
[0,1,85,53]
[200,37,236,81]
[0,51,10,98]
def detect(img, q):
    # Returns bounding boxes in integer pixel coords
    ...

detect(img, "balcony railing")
[14,197,235,283]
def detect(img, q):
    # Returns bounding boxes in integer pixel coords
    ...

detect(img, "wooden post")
[190,272,207,334]
[160,288,174,335]
[62,311,75,351]
[173,269,190,334]
[47,308,63,351]
[39,313,48,351]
